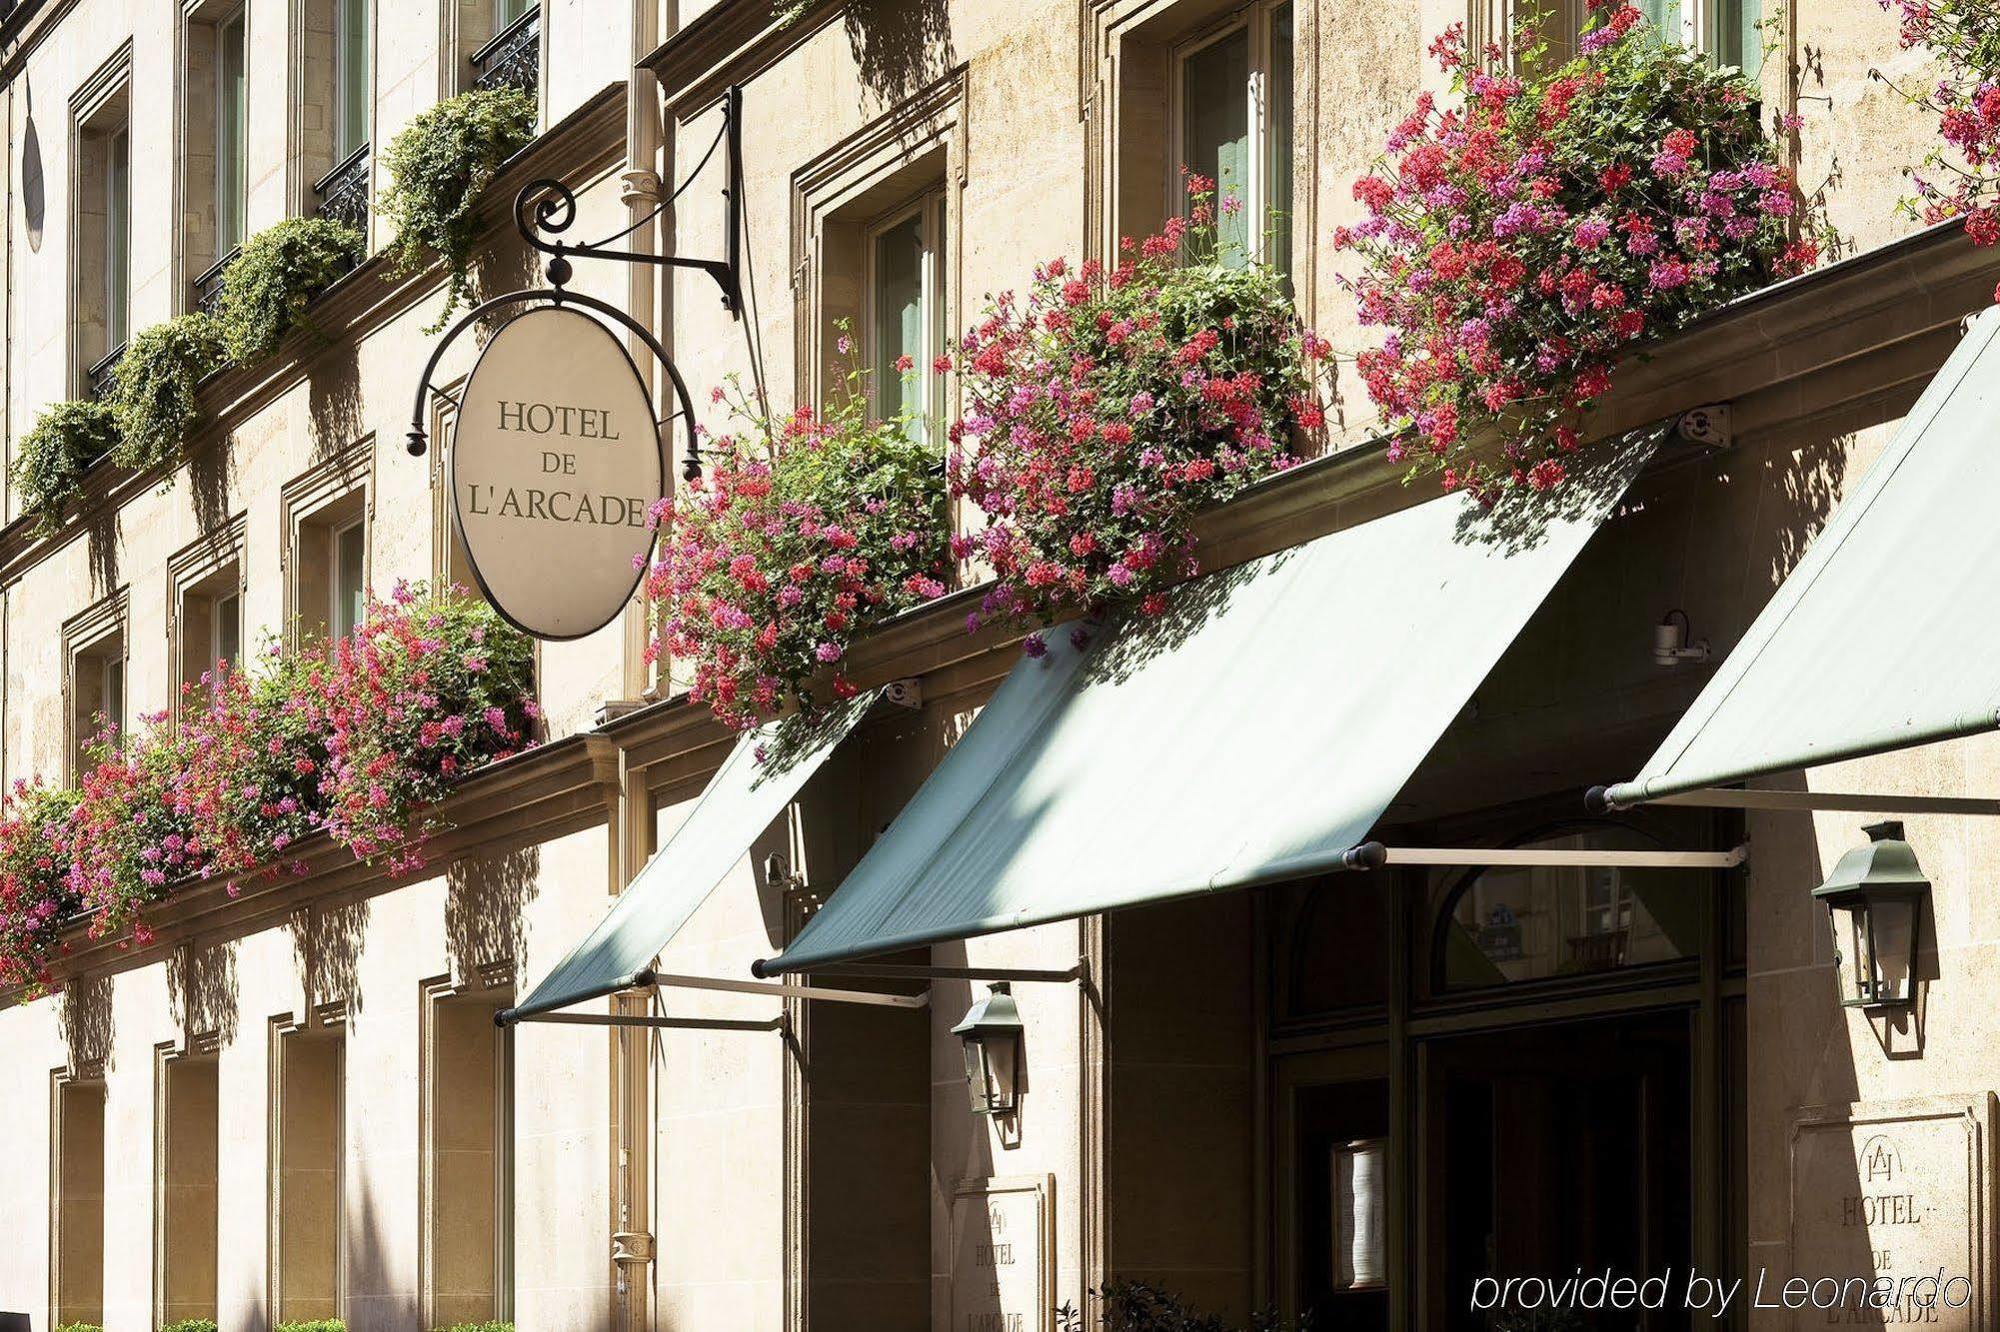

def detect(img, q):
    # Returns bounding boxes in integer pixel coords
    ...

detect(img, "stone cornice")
[0,80,630,592]
[639,0,846,118]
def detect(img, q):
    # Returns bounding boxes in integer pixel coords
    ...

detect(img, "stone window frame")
[1083,0,1320,319]
[68,41,135,396]
[48,1062,109,1330]
[427,373,477,590]
[787,67,968,417]
[166,515,250,719]
[63,590,130,781]
[267,1003,350,1327]
[279,438,375,651]
[417,965,517,1329]
[176,0,254,310]
[153,1032,224,1330]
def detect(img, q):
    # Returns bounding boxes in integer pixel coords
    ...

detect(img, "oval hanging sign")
[452,305,664,640]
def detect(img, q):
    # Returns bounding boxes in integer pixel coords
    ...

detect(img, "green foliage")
[381,84,537,331]
[217,216,365,362]
[431,1323,515,1332]
[274,1321,347,1332]
[160,1320,222,1332]
[55,1324,105,1332]
[13,398,118,535]
[108,312,228,475]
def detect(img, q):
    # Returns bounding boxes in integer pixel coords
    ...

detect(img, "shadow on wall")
[291,900,370,1016]
[85,507,120,601]
[58,972,115,1073]
[21,79,44,252]
[188,431,236,538]
[844,0,955,119]
[1758,431,1844,590]
[308,340,365,461]
[168,940,242,1047]
[446,845,541,982]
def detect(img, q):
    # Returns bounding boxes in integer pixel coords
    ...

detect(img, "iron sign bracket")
[515,83,744,315]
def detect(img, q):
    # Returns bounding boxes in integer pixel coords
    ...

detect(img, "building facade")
[0,0,1995,1328]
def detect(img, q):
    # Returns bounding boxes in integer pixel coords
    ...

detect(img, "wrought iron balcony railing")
[471,6,541,98]
[193,246,241,317]
[87,344,126,403]
[314,143,372,237]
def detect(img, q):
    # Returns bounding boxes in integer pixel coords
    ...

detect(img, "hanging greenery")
[12,399,119,536]
[381,84,538,332]
[216,216,366,362]
[106,312,228,476]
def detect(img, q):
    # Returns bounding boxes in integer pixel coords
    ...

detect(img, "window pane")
[103,656,125,742]
[1712,0,1761,78]
[1267,3,1294,279]
[107,128,130,349]
[337,0,370,158]
[1181,28,1251,263]
[1638,0,1683,42]
[334,524,365,640]
[215,591,242,671]
[218,11,248,252]
[1439,828,1704,989]
[872,210,926,436]
[496,0,533,31]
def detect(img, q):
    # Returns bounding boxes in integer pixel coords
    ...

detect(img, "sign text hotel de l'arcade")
[450,303,665,640]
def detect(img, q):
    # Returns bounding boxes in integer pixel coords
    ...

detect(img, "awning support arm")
[1595,786,2000,816]
[800,961,1088,985]
[1340,842,1748,870]
[514,1011,786,1033]
[648,969,929,1010]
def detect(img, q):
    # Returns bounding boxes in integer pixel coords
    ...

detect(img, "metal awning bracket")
[649,969,928,1011]
[514,1011,786,1033]
[1340,841,1748,871]
[787,960,1089,986]
[1637,788,2000,816]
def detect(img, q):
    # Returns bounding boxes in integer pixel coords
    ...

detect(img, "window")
[1637,0,1760,74]
[216,7,248,254]
[105,125,130,351]
[331,516,366,641]
[423,979,515,1326]
[283,450,369,648]
[171,526,247,710]
[71,59,133,395]
[1435,824,1705,990]
[158,1052,220,1328]
[66,600,128,774]
[273,1022,345,1324]
[1173,1,1293,273]
[866,191,949,443]
[334,0,371,163]
[53,1075,107,1329]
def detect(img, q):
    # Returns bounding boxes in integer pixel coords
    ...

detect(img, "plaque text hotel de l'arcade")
[1789,1094,1997,1329]
[951,1175,1056,1332]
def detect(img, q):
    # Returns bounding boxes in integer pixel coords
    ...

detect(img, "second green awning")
[504,690,880,1023]
[756,438,1656,975]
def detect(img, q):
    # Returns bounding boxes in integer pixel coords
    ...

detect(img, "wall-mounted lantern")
[953,982,1024,1115]
[1813,820,1928,1009]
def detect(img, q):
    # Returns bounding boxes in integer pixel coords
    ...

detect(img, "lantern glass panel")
[1826,901,1869,1005]
[1870,896,1917,1005]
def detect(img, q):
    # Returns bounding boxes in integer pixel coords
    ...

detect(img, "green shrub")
[381,84,537,331]
[273,1321,346,1332]
[432,1323,515,1332]
[108,312,228,475]
[55,1324,105,1332]
[217,216,365,362]
[13,398,118,535]
[160,1320,221,1332]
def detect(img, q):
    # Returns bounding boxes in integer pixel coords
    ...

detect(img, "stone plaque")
[951,1174,1055,1332]
[1788,1095,1996,1328]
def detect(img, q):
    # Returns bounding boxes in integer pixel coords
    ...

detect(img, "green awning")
[755,438,1657,975]
[1604,306,2000,808]
[504,690,880,1023]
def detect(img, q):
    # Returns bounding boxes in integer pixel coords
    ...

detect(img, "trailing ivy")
[13,399,118,535]
[107,312,228,476]
[381,84,537,331]
[217,215,365,362]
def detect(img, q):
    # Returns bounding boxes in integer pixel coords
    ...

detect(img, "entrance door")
[1424,1012,1692,1331]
